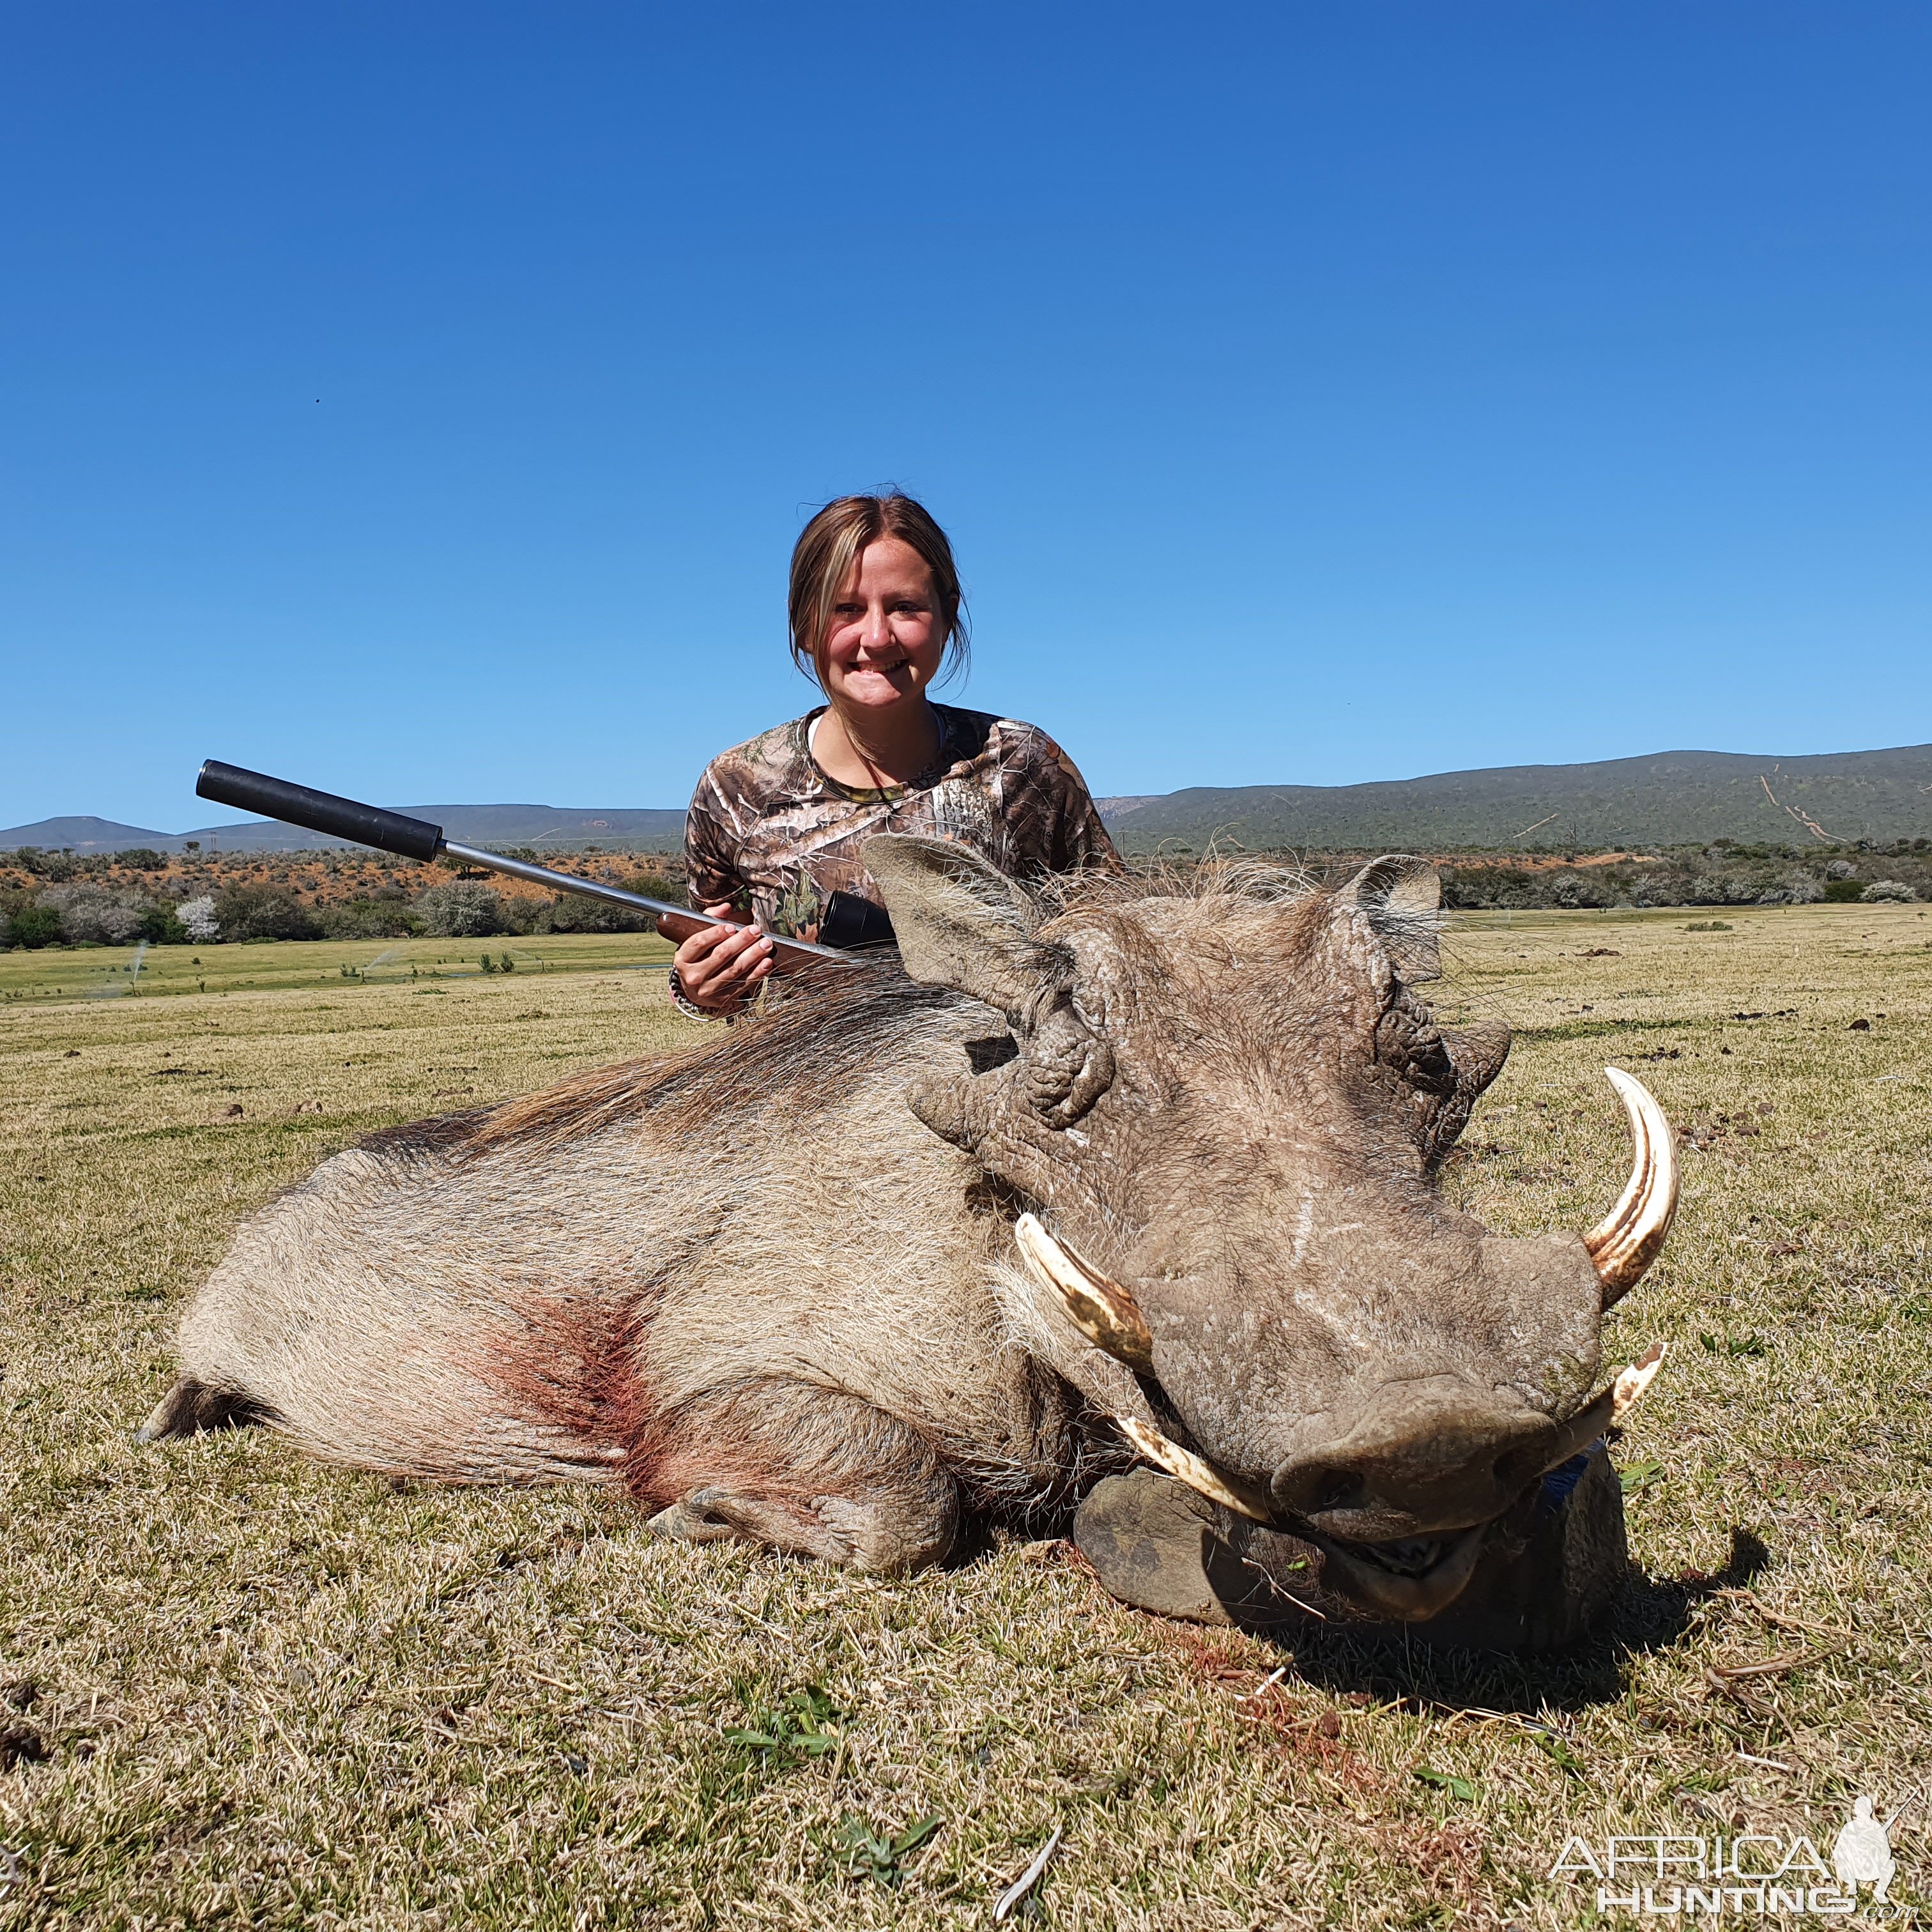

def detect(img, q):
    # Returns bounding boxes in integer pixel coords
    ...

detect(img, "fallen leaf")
[994,1825,1062,1920]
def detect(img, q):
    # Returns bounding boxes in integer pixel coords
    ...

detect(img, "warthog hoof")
[134,1377,274,1443]
[1073,1446,1627,1654]
[646,1480,958,1575]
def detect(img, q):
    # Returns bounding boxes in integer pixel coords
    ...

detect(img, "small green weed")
[1698,1331,1769,1356]
[830,1810,945,1886]
[1413,1767,1476,1802]
[724,1683,843,1761]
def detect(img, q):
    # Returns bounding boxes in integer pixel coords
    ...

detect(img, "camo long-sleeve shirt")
[685,703,1121,937]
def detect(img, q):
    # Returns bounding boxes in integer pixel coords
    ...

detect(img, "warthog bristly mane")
[361,859,1348,1169]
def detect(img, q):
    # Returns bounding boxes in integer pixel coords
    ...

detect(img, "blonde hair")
[788,494,969,687]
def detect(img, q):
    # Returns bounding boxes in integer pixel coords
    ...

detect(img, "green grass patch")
[0,931,674,1006]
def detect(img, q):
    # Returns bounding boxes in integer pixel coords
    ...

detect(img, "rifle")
[194,760,866,969]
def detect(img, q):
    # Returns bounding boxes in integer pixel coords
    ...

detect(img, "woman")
[670,494,1119,1017]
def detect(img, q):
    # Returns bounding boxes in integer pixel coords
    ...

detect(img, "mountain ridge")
[0,807,689,855]
[1093,744,1932,852]
[6,743,1929,855]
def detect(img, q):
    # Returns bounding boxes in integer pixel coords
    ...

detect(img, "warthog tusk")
[1583,1067,1681,1307]
[1539,1339,1668,1475]
[1015,1213,1155,1373]
[1112,1414,1276,1524]
[1011,1219,1275,1524]
[1611,1338,1667,1423]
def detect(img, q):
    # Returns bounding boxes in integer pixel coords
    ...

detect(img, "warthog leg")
[134,1376,277,1443]
[638,1379,961,1576]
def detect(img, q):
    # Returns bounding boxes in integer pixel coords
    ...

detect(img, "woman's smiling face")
[818,537,947,714]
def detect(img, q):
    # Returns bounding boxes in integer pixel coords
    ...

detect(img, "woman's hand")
[671,902,774,1015]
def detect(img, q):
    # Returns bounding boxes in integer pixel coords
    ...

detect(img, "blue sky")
[3,3,1926,831]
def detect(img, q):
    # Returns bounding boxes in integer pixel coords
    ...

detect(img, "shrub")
[211,885,319,941]
[628,872,687,907]
[1709,873,1759,905]
[137,905,190,944]
[176,896,220,943]
[537,893,651,934]
[1544,870,1614,910]
[5,903,65,949]
[1861,879,1915,902]
[1823,879,1864,903]
[414,881,505,939]
[318,897,420,940]
[47,885,146,946]
[1763,873,1824,905]
[114,849,167,871]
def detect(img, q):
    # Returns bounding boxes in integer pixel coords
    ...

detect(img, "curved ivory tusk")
[1610,1338,1667,1423]
[1014,1213,1155,1373]
[1538,1339,1667,1475]
[1114,1414,1276,1524]
[1583,1067,1681,1307]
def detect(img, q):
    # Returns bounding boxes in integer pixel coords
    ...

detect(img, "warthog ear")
[862,835,1045,1011]
[1338,854,1443,981]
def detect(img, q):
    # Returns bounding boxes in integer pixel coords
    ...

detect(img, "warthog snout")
[1269,1379,1558,1543]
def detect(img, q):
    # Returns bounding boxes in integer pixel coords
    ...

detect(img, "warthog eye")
[964,1034,1018,1075]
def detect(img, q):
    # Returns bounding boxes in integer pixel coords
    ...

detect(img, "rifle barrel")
[194,760,861,967]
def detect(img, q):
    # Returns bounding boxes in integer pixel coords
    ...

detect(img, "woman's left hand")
[670,901,775,1015]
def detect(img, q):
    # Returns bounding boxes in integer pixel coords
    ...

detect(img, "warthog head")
[866,836,1676,1621]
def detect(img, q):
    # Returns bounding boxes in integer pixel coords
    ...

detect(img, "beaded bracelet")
[668,967,735,1024]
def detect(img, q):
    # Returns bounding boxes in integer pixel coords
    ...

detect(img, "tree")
[176,897,219,942]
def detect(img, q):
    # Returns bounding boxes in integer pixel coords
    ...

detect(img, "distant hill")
[0,805,688,855]
[0,815,181,852]
[8,744,1930,859]
[1095,744,1932,854]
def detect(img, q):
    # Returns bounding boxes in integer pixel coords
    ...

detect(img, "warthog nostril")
[1275,1392,1556,1536]
[1315,1470,1363,1514]
[1273,1462,1363,1518]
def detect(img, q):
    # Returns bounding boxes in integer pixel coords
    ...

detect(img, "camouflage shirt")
[686,703,1121,936]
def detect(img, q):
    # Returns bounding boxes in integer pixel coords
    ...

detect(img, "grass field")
[2,904,1928,1928]
[0,930,678,1006]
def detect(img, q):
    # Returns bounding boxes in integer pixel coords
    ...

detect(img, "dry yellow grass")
[1,904,1928,1928]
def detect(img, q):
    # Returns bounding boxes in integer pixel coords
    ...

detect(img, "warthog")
[141,838,1677,1646]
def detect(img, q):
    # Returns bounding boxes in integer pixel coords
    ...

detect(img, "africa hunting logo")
[1548,1795,1908,1917]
